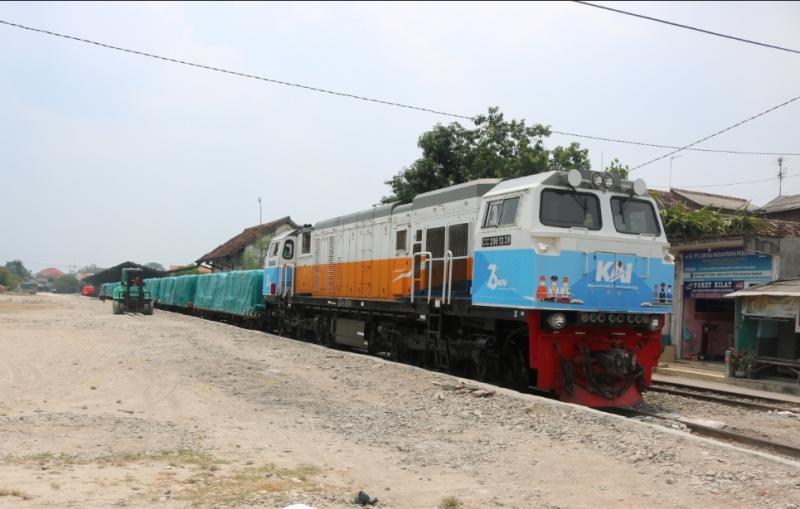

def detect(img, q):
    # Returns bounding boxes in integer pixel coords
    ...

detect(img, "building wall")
[778,238,800,279]
[681,296,735,359]
[765,209,800,222]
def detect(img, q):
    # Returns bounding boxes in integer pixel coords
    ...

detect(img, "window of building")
[301,232,311,254]
[540,189,601,230]
[282,239,294,260]
[611,197,660,235]
[395,229,407,252]
[483,197,520,227]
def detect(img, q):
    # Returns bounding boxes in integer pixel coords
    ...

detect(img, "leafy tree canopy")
[4,260,30,280]
[660,204,766,241]
[384,107,593,203]
[243,235,272,270]
[145,262,165,272]
[52,275,81,294]
[0,267,21,290]
[604,158,630,180]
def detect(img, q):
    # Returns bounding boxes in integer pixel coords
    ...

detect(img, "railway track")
[647,381,798,412]
[607,406,800,460]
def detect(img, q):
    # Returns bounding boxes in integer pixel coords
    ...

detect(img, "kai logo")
[486,264,508,290]
[595,260,633,284]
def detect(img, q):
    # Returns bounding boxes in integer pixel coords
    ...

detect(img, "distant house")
[35,267,64,283]
[650,188,757,213]
[758,194,800,222]
[196,216,299,272]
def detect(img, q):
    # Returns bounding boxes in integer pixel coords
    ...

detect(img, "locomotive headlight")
[591,172,604,188]
[608,314,617,324]
[616,314,625,324]
[602,173,615,189]
[589,312,598,323]
[626,314,636,324]
[547,312,567,330]
[579,312,590,323]
[597,312,607,323]
[634,314,643,324]
[648,315,662,331]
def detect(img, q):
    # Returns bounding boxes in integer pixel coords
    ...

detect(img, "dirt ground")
[1,294,799,509]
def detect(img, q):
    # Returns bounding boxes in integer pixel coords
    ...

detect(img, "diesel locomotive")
[262,169,674,407]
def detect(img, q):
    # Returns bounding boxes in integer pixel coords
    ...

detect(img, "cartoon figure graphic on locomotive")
[262,169,674,407]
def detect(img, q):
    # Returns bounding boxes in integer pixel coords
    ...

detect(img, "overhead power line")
[678,172,800,189]
[630,96,800,172]
[574,1,800,55]
[549,130,800,156]
[1,18,798,160]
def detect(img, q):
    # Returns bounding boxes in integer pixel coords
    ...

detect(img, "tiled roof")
[196,216,298,264]
[759,194,800,214]
[670,188,757,211]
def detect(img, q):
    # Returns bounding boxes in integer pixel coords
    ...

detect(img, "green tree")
[242,235,272,270]
[604,158,630,179]
[0,267,21,290]
[4,260,30,280]
[52,275,81,294]
[659,204,766,241]
[145,262,165,272]
[384,107,591,203]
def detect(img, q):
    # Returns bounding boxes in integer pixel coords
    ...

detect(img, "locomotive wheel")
[502,331,529,391]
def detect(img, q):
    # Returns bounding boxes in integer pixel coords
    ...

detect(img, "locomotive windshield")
[611,197,660,235]
[540,189,601,230]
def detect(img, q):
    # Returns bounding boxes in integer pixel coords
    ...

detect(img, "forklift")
[112,268,154,315]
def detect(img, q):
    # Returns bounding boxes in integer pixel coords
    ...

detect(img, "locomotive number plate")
[481,235,511,247]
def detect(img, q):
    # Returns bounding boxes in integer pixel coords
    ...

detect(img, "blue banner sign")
[683,248,772,283]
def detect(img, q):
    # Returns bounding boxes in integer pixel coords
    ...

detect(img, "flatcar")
[262,169,674,407]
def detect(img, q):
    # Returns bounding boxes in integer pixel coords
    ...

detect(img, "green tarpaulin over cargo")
[144,278,161,300]
[194,270,263,316]
[161,275,198,308]
[99,282,119,298]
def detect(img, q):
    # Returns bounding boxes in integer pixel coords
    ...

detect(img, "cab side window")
[483,197,520,227]
[395,229,407,252]
[282,240,294,260]
[270,243,279,256]
[301,232,311,254]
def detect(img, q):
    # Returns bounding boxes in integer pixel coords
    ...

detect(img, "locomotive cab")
[472,169,674,406]
[264,231,298,298]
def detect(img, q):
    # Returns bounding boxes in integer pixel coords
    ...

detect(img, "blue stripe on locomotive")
[263,266,294,296]
[472,249,674,313]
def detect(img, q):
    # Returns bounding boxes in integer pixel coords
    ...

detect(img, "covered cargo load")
[144,278,161,302]
[161,275,198,309]
[194,270,263,317]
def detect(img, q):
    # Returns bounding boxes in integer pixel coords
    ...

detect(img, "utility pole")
[777,157,785,196]
[258,197,262,225]
[669,154,684,190]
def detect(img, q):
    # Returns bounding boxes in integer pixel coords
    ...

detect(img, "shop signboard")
[683,248,772,283]
[684,280,744,298]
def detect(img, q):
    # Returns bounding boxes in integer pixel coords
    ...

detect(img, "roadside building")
[727,278,800,383]
[196,217,298,272]
[650,189,800,361]
[758,194,800,222]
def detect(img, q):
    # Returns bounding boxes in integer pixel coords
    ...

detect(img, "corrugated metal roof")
[727,278,800,298]
[759,194,800,214]
[671,188,757,211]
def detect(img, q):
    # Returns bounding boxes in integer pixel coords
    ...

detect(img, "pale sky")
[1,1,798,272]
